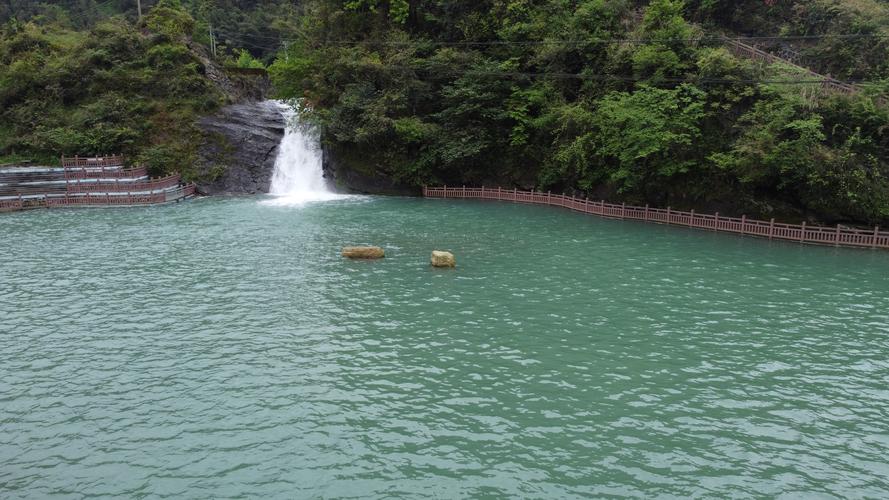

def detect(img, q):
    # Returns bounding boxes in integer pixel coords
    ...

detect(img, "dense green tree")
[269,0,889,224]
[0,3,223,173]
[3,0,889,225]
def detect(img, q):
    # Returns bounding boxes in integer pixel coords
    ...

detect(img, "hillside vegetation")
[0,0,288,174]
[2,0,889,225]
[270,0,889,224]
[0,1,228,175]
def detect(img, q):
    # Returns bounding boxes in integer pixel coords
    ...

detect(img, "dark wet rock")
[322,143,418,196]
[195,101,284,195]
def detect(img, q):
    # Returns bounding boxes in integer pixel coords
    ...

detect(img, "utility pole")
[136,0,142,21]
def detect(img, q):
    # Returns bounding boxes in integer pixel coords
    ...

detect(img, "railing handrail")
[0,179,195,213]
[65,174,181,193]
[423,186,888,250]
[64,166,148,180]
[723,38,860,95]
[60,154,126,168]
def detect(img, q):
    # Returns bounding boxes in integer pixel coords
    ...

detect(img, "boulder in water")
[342,246,385,259]
[431,250,456,268]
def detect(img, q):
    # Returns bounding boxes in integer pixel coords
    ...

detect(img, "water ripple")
[2,197,889,497]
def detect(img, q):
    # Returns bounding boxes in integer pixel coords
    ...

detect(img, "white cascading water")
[264,100,343,206]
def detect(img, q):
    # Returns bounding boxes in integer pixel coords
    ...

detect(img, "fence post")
[835,224,841,247]
[800,221,806,243]
[513,187,517,201]
[769,218,775,240]
[621,202,626,219]
[741,214,747,234]
[873,226,880,249]
[547,191,551,205]
[714,212,719,231]
[644,204,649,221]
[666,206,671,224]
[690,209,695,227]
[462,185,466,198]
[498,186,502,201]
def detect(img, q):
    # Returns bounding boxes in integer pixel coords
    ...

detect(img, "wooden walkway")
[423,186,889,250]
[0,155,195,212]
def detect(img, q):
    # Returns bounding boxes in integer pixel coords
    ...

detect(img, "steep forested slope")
[2,0,889,224]
[269,0,889,224]
[0,0,284,175]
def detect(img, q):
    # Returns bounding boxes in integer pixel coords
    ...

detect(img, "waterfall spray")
[264,100,343,206]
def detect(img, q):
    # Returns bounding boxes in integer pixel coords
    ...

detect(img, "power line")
[378,66,879,86]
[211,32,882,87]
[212,30,889,93]
[214,28,889,46]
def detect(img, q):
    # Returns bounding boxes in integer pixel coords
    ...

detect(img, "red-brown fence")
[424,186,889,250]
[1,155,195,213]
[60,155,125,168]
[65,174,181,193]
[0,184,196,212]
[63,166,147,180]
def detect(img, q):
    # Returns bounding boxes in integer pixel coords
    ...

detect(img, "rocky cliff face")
[194,101,284,195]
[194,100,418,197]
[322,143,417,196]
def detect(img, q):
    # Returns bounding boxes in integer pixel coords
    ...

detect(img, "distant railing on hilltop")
[423,186,889,250]
[723,38,860,96]
[61,154,125,168]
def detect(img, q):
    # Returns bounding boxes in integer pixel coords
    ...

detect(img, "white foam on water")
[262,101,350,207]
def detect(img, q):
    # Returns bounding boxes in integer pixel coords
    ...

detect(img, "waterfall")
[264,100,342,206]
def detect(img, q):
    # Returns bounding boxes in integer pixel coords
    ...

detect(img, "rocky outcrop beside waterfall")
[322,143,418,196]
[194,101,284,195]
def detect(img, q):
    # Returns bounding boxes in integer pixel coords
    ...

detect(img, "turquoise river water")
[2,196,889,498]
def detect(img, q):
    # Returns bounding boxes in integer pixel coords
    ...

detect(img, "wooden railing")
[63,166,147,180]
[65,174,181,193]
[724,39,859,95]
[0,184,196,212]
[423,186,889,250]
[0,155,195,213]
[60,154,125,168]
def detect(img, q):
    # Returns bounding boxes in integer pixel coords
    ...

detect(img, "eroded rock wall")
[194,101,284,195]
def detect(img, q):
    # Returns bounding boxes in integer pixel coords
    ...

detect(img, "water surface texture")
[2,197,889,498]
